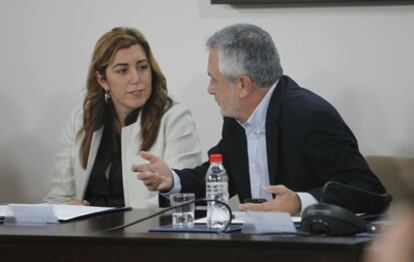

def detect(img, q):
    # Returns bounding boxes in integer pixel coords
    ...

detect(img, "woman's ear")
[96,71,109,91]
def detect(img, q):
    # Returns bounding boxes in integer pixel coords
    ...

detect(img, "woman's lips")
[129,89,144,95]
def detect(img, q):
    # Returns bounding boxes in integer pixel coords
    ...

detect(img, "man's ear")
[96,71,109,91]
[238,75,253,98]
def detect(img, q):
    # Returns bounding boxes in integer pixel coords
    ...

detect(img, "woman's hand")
[67,199,90,205]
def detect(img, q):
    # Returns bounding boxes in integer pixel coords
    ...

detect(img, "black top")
[84,108,140,207]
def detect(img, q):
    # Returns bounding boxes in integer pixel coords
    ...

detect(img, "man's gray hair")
[206,23,283,87]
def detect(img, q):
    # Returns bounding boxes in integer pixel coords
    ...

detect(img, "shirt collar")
[239,80,278,131]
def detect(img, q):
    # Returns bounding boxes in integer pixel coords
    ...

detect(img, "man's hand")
[239,185,301,215]
[133,151,173,192]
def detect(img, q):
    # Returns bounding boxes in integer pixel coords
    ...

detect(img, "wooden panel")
[211,0,414,5]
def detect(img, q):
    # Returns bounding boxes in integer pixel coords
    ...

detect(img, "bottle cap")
[209,154,223,163]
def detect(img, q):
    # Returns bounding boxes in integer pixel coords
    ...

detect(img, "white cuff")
[160,169,182,197]
[297,192,318,215]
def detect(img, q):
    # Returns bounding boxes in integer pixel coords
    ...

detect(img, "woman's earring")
[104,91,111,104]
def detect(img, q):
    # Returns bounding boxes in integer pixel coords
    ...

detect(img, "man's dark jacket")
[174,75,389,213]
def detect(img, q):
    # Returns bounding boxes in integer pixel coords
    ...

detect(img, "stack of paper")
[0,204,129,226]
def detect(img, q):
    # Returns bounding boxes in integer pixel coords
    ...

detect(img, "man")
[135,23,389,215]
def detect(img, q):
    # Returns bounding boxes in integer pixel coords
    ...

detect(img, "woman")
[44,27,202,208]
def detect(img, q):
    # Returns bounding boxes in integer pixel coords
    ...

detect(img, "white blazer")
[44,102,203,208]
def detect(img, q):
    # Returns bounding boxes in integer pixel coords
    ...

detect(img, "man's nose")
[207,84,215,95]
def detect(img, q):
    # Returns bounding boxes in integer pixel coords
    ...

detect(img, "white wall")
[0,0,413,203]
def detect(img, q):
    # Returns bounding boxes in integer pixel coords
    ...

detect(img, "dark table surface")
[0,208,371,262]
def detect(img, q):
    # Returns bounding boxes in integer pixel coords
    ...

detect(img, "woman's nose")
[130,68,140,83]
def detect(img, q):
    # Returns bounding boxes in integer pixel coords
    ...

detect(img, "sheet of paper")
[0,204,123,224]
[242,211,297,234]
[194,211,301,224]
[194,211,246,224]
[52,204,116,221]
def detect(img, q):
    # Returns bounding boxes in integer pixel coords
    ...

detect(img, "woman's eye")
[117,68,127,74]
[138,64,149,70]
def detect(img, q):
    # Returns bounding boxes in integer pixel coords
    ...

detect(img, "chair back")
[365,155,414,202]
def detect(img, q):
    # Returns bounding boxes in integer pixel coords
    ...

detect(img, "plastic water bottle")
[205,154,230,230]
